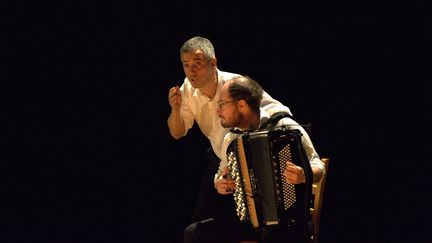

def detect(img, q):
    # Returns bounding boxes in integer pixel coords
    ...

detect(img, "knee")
[184,218,215,243]
[183,222,198,243]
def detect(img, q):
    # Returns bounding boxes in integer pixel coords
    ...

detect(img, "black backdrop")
[4,1,428,242]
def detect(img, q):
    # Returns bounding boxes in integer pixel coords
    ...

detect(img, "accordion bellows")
[227,128,313,229]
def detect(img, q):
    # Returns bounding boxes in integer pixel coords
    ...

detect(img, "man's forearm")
[312,167,323,183]
[167,110,186,139]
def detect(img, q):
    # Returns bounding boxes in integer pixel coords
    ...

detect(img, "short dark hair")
[227,76,263,114]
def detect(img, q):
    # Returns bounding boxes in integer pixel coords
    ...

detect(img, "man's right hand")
[214,167,236,195]
[168,85,182,111]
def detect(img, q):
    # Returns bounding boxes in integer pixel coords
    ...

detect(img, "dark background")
[4,1,429,242]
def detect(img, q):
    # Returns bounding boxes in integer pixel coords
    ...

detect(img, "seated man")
[184,76,325,243]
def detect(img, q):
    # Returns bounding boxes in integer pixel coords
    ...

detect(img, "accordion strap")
[230,112,312,134]
[259,112,293,130]
[259,112,312,132]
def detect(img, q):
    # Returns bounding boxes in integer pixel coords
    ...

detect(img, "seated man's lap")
[184,216,258,243]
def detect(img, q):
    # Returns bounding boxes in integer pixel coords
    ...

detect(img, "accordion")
[227,127,313,229]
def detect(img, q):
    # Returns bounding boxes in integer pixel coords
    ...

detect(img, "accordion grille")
[278,144,296,210]
[227,150,248,221]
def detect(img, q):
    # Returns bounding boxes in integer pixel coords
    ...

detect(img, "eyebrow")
[182,57,203,63]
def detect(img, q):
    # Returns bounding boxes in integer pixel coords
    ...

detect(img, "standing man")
[167,36,292,223]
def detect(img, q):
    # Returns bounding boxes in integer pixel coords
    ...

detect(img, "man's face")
[181,49,216,89]
[217,83,242,128]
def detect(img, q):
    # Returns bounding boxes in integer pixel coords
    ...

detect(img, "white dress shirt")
[179,69,292,159]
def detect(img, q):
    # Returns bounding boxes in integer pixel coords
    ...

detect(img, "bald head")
[224,76,263,114]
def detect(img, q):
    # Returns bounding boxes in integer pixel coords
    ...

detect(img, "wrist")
[170,108,180,116]
[300,168,306,183]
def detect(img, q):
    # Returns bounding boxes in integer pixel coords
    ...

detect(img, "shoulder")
[276,116,298,127]
[217,70,242,84]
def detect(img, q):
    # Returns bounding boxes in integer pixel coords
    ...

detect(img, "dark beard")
[236,113,244,128]
[222,112,243,129]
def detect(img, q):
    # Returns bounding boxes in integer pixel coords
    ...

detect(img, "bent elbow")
[172,134,183,140]
[170,131,185,140]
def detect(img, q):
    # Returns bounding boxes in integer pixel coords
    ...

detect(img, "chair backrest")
[310,158,330,243]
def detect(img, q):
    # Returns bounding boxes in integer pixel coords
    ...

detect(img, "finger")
[286,161,295,166]
[169,87,175,95]
[169,91,181,103]
[218,180,229,186]
[168,94,176,104]
[169,89,177,97]
[227,179,236,186]
[168,88,175,99]
[283,170,290,181]
[169,86,178,95]
[285,166,297,174]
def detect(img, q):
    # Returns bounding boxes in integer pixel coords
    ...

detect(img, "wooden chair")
[310,157,330,243]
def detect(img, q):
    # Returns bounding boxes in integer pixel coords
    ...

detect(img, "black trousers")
[259,222,312,243]
[184,214,259,243]
[189,148,234,223]
[184,216,311,243]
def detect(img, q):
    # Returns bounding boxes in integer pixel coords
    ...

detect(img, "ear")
[237,99,247,111]
[210,58,217,68]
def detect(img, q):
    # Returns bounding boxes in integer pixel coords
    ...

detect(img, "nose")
[184,65,196,75]
[190,63,198,73]
[185,67,194,75]
[216,105,222,115]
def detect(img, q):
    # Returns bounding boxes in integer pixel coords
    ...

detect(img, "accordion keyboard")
[227,151,248,221]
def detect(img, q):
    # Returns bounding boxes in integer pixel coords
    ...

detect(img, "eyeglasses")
[217,99,237,109]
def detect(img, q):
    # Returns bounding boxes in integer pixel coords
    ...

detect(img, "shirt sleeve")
[214,158,226,184]
[179,83,195,135]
